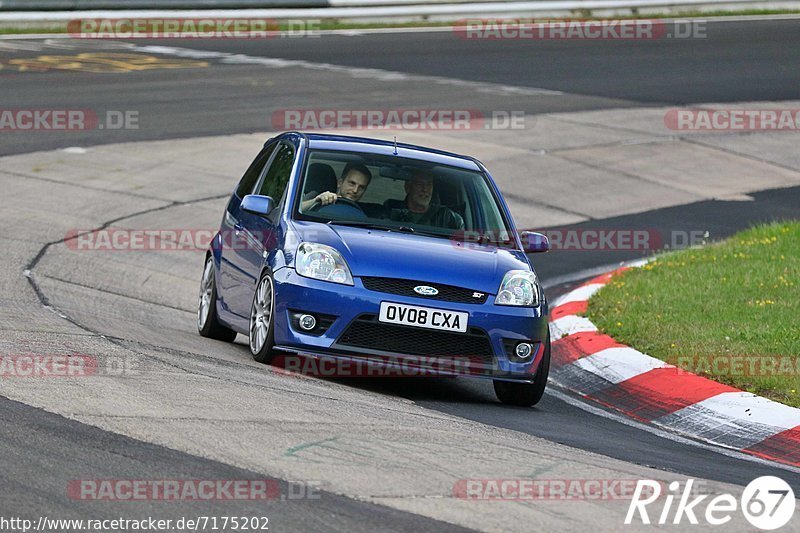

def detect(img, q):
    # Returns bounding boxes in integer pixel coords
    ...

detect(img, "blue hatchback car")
[197,132,551,406]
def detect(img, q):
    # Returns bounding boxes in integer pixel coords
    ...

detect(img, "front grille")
[361,277,488,304]
[336,314,494,363]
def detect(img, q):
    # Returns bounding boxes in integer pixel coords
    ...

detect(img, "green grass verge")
[2,10,800,35]
[587,221,800,407]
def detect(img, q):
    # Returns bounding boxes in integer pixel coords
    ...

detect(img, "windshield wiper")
[329,220,454,240]
[406,228,451,239]
[328,220,415,233]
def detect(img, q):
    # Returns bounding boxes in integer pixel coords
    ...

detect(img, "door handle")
[234,223,244,234]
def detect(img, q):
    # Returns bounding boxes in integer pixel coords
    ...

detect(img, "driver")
[300,162,372,211]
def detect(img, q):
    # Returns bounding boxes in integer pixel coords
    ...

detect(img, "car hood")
[289,221,532,294]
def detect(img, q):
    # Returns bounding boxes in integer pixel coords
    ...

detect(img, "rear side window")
[256,142,295,203]
[235,144,276,198]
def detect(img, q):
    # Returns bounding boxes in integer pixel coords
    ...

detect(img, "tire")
[197,255,238,342]
[249,270,277,364]
[494,332,551,407]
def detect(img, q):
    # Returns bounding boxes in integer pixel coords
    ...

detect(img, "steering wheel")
[311,197,367,219]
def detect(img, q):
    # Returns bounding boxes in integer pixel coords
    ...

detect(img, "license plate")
[378,302,468,333]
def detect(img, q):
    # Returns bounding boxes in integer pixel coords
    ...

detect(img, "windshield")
[294,149,515,245]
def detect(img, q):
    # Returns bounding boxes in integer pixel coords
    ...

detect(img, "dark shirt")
[389,204,464,230]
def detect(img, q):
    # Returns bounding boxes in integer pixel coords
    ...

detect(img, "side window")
[256,142,295,204]
[235,144,276,199]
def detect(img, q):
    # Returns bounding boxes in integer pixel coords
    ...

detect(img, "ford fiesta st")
[197,132,551,406]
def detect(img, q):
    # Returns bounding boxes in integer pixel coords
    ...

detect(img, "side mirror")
[241,195,275,217]
[520,231,549,253]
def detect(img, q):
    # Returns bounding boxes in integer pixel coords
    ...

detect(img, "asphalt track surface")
[2,18,800,156]
[0,396,470,532]
[2,17,800,531]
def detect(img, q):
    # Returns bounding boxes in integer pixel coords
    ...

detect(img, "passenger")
[389,170,464,229]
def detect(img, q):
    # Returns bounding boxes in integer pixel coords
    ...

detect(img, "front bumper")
[272,268,549,379]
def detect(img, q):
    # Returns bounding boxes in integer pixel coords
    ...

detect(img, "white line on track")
[0,35,563,97]
[0,41,43,51]
[572,346,671,384]
[676,392,800,432]
[554,282,605,304]
[545,256,654,301]
[549,315,598,340]
[546,386,800,477]
[119,42,563,96]
[542,261,632,290]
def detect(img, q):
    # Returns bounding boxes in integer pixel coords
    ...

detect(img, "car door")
[226,141,297,318]
[217,143,276,320]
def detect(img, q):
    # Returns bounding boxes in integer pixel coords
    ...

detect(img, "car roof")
[297,132,482,172]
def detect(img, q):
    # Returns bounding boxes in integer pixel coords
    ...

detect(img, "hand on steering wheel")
[310,194,364,212]
[310,196,367,218]
[313,191,338,207]
[331,197,362,209]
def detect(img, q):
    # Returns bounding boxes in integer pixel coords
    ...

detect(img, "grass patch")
[2,10,800,35]
[0,25,67,35]
[587,221,800,407]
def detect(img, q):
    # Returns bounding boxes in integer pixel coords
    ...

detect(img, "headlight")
[495,270,539,307]
[296,243,354,285]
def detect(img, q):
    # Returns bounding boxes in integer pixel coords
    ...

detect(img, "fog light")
[298,314,317,331]
[515,342,533,359]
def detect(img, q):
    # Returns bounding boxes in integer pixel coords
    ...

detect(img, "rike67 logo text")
[626,477,795,530]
